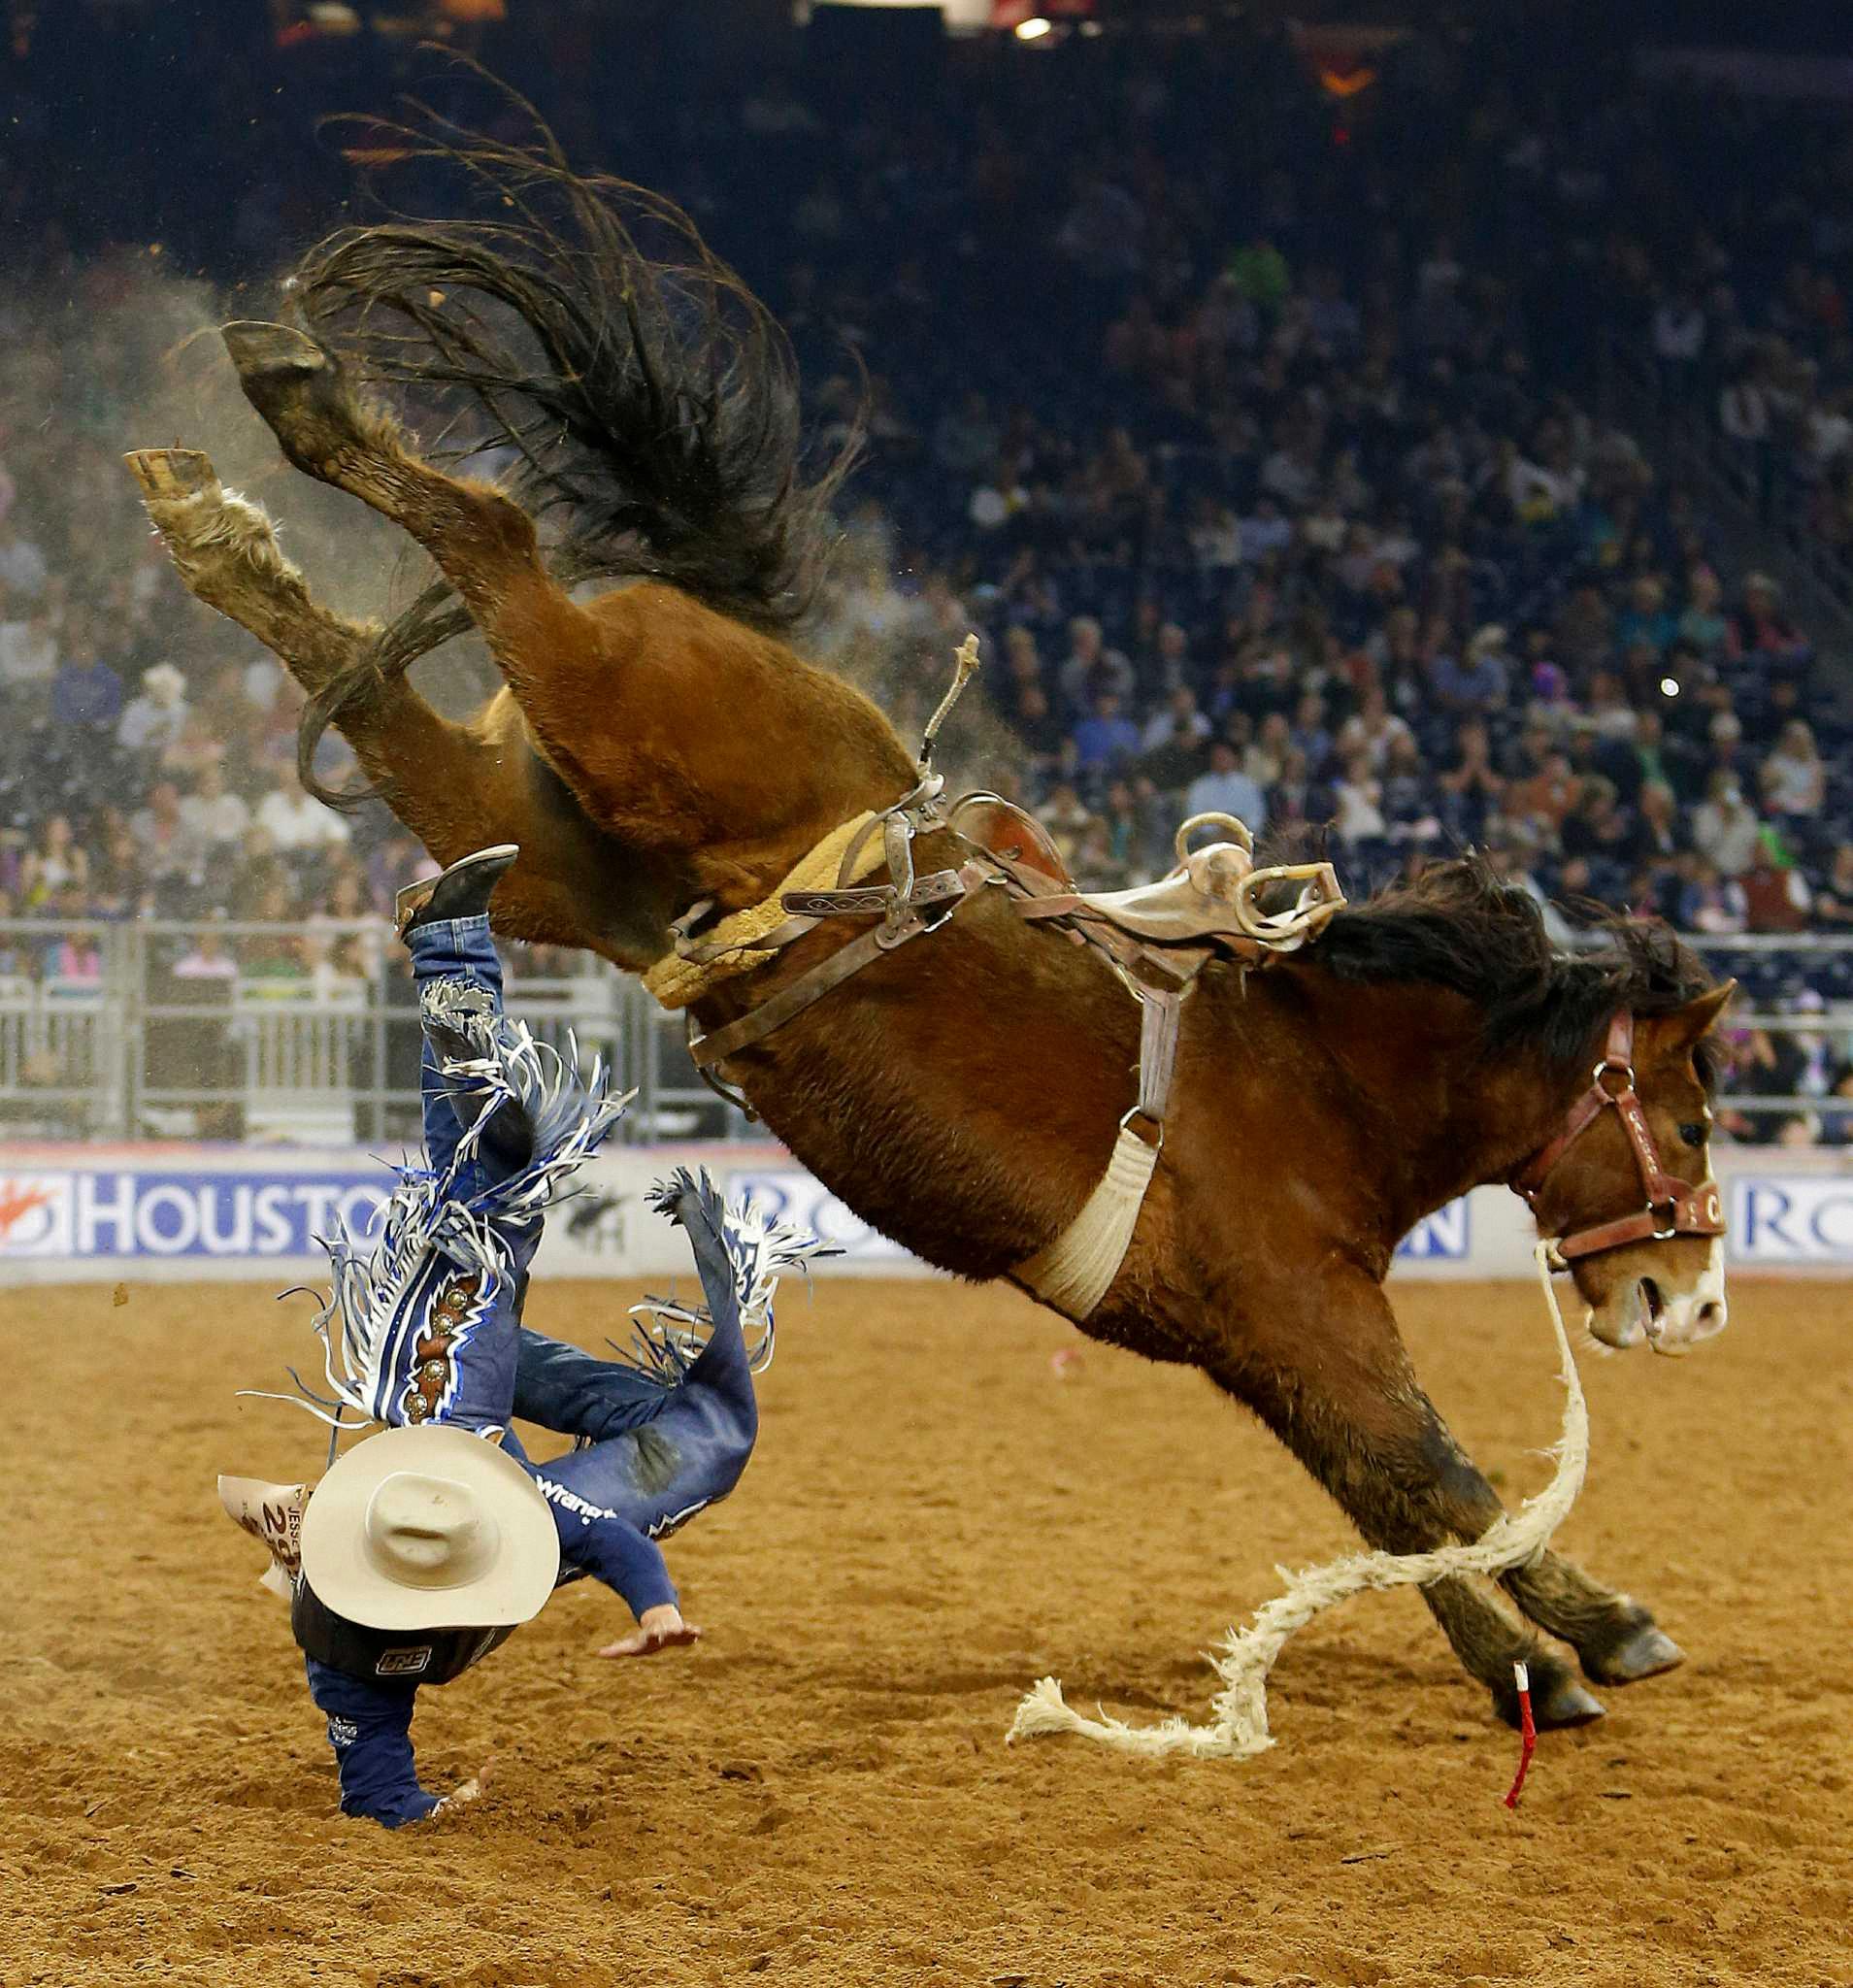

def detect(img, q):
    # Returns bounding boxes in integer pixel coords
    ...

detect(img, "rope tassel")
[918,633,980,766]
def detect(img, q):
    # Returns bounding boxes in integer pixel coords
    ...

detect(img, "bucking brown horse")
[128,118,1734,1732]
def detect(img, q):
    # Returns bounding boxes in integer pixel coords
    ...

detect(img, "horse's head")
[1519,985,1735,1355]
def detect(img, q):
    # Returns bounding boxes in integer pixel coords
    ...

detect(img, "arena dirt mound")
[1,1276,1847,1987]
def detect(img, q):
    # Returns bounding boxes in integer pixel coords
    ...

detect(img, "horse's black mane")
[1301,851,1718,1082]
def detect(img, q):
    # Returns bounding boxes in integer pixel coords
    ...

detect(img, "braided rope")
[1008,1242,1588,1760]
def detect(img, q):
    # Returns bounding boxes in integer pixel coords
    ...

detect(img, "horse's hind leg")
[126,447,376,703]
[215,323,669,839]
[216,322,593,679]
[122,447,606,951]
[1501,1551,1686,1685]
[1212,1270,1605,1730]
[215,320,910,906]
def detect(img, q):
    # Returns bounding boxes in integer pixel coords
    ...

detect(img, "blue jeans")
[409,913,523,1195]
[405,911,670,1442]
[304,1663,436,1828]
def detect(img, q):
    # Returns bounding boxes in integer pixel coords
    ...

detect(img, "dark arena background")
[2,3,1850,1984]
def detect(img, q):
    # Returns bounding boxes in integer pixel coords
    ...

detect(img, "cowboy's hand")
[434,1757,494,1816]
[598,1604,702,1659]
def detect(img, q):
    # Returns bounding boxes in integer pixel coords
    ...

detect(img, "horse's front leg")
[1208,1266,1606,1730]
[122,447,663,961]
[1501,1549,1686,1687]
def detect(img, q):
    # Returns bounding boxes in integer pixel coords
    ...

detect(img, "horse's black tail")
[289,85,860,640]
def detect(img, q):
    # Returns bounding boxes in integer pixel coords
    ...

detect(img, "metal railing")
[2,918,1851,1143]
[0,918,751,1146]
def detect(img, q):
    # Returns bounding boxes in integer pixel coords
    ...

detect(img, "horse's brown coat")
[125,163,1732,1725]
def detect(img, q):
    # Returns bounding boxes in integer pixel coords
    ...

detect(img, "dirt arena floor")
[2,1275,1847,1988]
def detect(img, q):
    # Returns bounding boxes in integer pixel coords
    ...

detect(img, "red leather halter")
[1513,1011,1725,1265]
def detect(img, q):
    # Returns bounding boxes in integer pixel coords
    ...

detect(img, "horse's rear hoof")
[222,319,329,380]
[1495,1658,1605,1730]
[123,447,217,503]
[1585,1623,1685,1685]
[221,321,369,478]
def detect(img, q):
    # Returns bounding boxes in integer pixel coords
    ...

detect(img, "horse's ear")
[1656,981,1737,1057]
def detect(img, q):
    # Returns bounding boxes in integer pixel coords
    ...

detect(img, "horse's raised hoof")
[1495,1657,1605,1731]
[123,447,217,504]
[1583,1622,1685,1686]
[222,318,329,381]
[221,320,369,476]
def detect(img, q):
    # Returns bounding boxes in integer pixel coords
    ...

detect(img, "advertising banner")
[1728,1174,1853,1266]
[3,1145,1848,1285]
[1395,1199,1470,1263]
[0,1147,702,1286]
[0,1167,387,1265]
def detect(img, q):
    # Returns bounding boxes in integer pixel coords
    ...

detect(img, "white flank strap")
[1014,1123,1160,1320]
[1009,1241,1590,1760]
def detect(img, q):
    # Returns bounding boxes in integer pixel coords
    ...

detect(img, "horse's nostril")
[1695,1301,1729,1339]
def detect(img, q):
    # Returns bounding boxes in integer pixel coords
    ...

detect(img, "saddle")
[994,810,1342,964]
[676,636,1348,1322]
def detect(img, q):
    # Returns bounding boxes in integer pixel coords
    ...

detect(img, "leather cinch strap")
[689,862,989,1071]
[1514,1011,1725,1264]
[1012,979,1184,1320]
[1133,981,1182,1133]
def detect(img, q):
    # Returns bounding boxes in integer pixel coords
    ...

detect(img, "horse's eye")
[1677,1121,1707,1148]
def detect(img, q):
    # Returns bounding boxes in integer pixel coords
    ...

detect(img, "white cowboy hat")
[299,1425,560,1632]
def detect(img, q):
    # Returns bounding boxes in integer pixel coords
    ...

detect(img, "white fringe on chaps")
[1008,1244,1590,1761]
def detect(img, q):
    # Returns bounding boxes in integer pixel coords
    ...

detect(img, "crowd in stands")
[1606,92,1853,568]
[0,384,438,1004]
[3,12,1852,1140]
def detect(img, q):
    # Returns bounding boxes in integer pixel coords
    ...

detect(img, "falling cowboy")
[219,846,831,1826]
